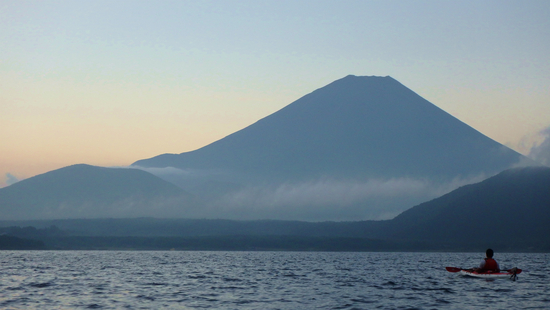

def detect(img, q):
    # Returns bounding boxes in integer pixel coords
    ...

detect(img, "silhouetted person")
[475,248,500,272]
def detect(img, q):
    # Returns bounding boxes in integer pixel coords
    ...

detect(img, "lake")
[0,251,548,309]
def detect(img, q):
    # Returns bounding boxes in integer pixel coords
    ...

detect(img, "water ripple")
[0,251,548,309]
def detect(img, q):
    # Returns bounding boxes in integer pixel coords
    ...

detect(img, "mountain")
[1,76,533,222]
[0,164,197,220]
[134,75,522,179]
[385,166,550,249]
[132,75,530,221]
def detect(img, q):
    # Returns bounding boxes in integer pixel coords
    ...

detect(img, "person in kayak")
[475,248,500,272]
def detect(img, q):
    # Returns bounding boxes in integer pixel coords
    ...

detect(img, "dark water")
[0,251,548,309]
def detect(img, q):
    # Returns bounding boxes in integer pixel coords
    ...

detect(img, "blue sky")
[1,0,549,186]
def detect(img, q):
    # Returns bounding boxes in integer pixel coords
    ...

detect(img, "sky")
[2,0,550,187]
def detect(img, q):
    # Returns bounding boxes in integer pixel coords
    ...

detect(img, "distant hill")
[0,164,197,220]
[132,75,530,220]
[385,166,550,250]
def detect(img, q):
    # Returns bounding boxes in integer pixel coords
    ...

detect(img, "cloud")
[208,176,484,221]
[130,165,233,180]
[117,166,489,221]
[5,173,20,186]
[529,126,550,166]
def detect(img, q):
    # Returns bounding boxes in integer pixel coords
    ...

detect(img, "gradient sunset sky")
[2,0,549,187]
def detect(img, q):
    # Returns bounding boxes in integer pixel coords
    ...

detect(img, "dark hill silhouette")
[385,166,550,248]
[0,164,197,220]
[132,75,530,220]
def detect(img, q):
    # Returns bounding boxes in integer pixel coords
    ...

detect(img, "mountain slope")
[386,166,550,245]
[0,164,197,220]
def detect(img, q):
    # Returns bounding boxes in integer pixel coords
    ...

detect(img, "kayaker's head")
[486,248,494,258]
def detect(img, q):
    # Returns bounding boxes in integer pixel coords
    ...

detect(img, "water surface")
[0,251,548,309]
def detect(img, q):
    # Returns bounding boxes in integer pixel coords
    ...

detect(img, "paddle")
[445,267,463,273]
[445,266,522,274]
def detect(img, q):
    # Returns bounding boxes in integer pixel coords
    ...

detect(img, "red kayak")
[446,267,522,279]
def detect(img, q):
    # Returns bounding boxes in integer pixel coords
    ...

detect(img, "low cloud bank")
[121,166,192,176]
[208,175,484,221]
[130,165,231,181]
[130,165,486,221]
[529,126,550,166]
